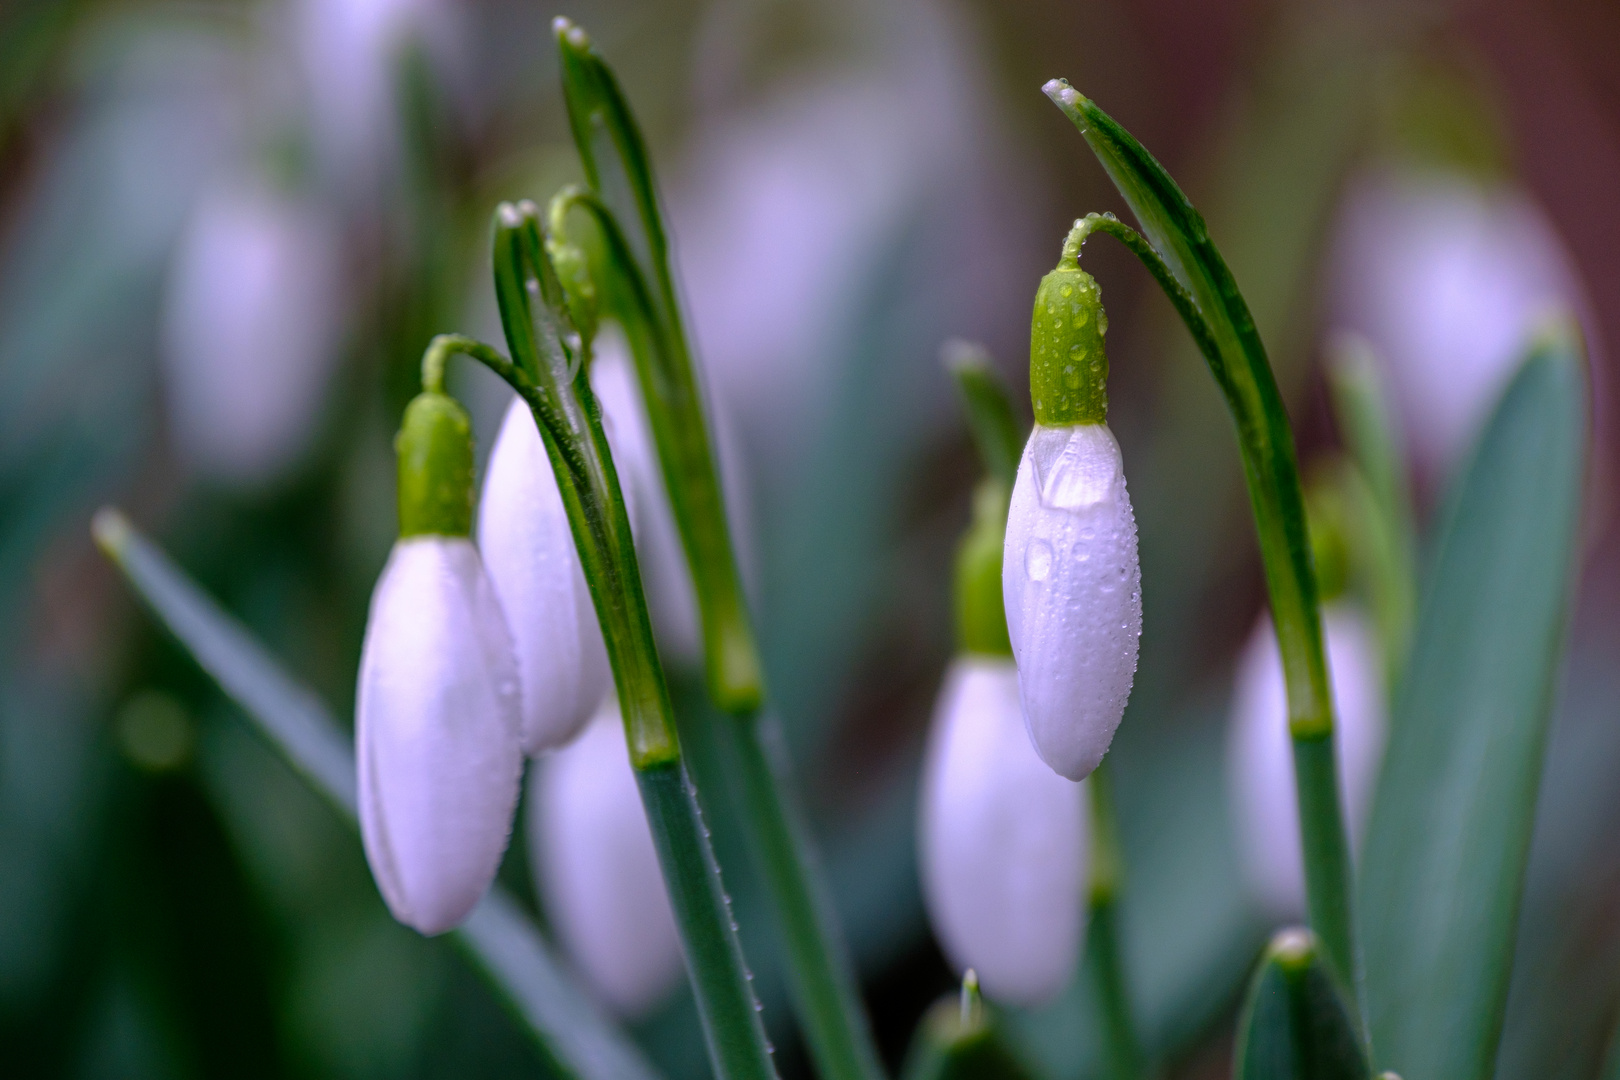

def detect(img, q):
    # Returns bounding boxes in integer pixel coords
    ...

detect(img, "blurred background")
[3,0,1619,1076]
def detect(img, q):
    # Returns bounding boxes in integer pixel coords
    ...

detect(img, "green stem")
[548,29,887,1079]
[1048,91,1364,1026]
[638,761,777,1080]
[717,713,886,1080]
[481,202,776,1080]
[1086,764,1146,1080]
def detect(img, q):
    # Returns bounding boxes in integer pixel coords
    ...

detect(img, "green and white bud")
[1004,227,1141,781]
[357,392,523,935]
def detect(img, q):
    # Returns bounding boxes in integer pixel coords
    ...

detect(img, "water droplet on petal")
[1026,540,1053,582]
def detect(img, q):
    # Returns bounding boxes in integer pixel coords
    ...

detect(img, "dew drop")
[1026,540,1053,581]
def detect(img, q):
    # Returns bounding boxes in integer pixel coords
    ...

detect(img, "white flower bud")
[356,536,523,935]
[1329,167,1583,478]
[161,178,345,486]
[1227,603,1387,918]
[530,697,682,1016]
[1002,423,1142,781]
[478,398,611,754]
[919,657,1087,1005]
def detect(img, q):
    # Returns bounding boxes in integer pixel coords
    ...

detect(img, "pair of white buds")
[355,346,685,1014]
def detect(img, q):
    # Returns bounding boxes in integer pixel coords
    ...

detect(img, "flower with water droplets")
[1003,225,1142,781]
[1227,601,1387,917]
[357,388,523,935]
[920,478,1087,1006]
[479,394,611,755]
[530,696,683,1015]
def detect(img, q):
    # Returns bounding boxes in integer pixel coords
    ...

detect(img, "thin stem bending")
[1048,89,1364,1024]
[468,200,776,1080]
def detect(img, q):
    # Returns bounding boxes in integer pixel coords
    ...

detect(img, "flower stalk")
[1046,87,1364,1026]
[448,202,775,1080]
[1085,764,1146,1080]
[550,24,885,1080]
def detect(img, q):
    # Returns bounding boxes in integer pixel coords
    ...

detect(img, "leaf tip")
[552,15,590,51]
[91,506,132,560]
[1041,78,1086,112]
[1264,925,1316,973]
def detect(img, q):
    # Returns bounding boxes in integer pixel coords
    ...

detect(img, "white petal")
[1329,168,1585,478]
[918,656,1087,1006]
[1227,603,1388,918]
[478,398,611,754]
[161,178,345,486]
[1002,424,1142,780]
[530,698,683,1016]
[356,537,523,935]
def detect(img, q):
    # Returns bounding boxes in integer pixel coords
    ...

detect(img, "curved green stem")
[481,202,776,1080]
[1048,88,1363,1028]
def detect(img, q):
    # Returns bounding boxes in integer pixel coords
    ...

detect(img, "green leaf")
[944,340,1025,491]
[901,984,1039,1080]
[1358,327,1587,1080]
[1234,929,1368,1080]
[91,509,664,1080]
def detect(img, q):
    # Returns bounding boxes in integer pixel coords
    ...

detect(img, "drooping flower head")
[920,470,1087,1005]
[356,388,523,934]
[1003,225,1142,781]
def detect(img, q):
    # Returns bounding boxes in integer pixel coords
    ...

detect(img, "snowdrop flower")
[1003,229,1141,781]
[1329,166,1583,478]
[478,396,611,754]
[161,176,345,486]
[294,0,459,194]
[530,697,683,1016]
[357,389,523,935]
[920,481,1088,1005]
[1227,603,1387,918]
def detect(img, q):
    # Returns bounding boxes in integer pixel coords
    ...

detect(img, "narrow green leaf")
[1327,336,1417,685]
[1359,326,1587,1080]
[901,981,1039,1080]
[943,340,1025,491]
[1234,929,1368,1080]
[91,509,664,1080]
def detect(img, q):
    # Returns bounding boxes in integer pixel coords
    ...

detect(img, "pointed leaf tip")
[91,506,131,559]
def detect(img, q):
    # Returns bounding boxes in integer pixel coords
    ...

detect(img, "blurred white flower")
[356,536,523,935]
[294,0,458,193]
[1002,424,1142,781]
[530,697,683,1016]
[160,177,345,486]
[1227,603,1387,918]
[478,397,611,754]
[589,334,754,667]
[1329,167,1583,479]
[918,656,1087,1005]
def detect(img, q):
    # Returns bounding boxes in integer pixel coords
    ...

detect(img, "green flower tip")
[1029,222,1109,426]
[396,392,475,538]
[1265,926,1317,974]
[956,480,1013,656]
[552,15,590,51]
[91,506,131,559]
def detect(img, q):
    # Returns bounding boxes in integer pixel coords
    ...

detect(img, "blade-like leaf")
[1234,929,1368,1080]
[1358,326,1587,1080]
[92,509,664,1080]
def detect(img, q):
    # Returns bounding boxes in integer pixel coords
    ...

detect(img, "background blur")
[3,0,1620,1076]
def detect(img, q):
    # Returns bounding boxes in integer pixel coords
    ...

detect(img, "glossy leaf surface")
[1359,330,1587,1080]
